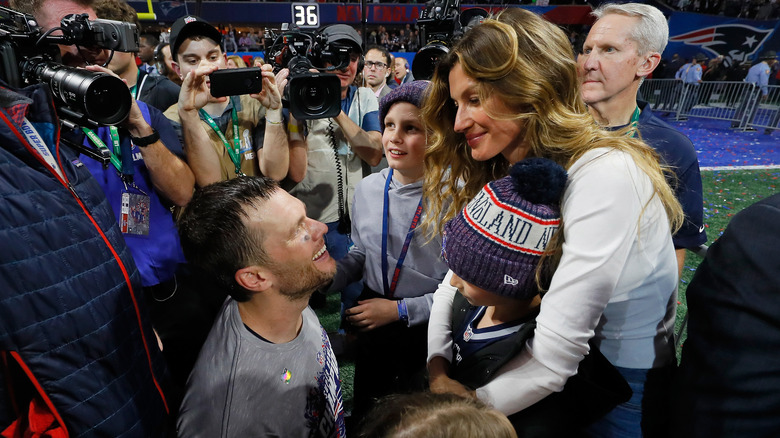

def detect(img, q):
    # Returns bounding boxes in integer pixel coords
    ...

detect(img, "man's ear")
[172,61,183,80]
[235,266,273,292]
[638,52,662,78]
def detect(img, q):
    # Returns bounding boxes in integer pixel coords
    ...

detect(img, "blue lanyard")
[381,168,423,298]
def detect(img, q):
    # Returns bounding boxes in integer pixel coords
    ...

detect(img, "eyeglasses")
[365,60,388,70]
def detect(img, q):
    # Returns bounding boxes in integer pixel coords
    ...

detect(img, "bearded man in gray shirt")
[177,177,346,438]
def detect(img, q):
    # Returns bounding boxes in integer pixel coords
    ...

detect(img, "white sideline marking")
[701,165,780,171]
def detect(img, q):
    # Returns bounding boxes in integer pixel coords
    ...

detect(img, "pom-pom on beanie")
[442,158,568,299]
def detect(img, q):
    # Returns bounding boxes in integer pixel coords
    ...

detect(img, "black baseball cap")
[170,15,223,59]
[760,50,777,60]
[320,24,362,54]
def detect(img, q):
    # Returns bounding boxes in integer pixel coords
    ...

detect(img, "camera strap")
[199,107,244,176]
[82,126,133,177]
[21,118,64,179]
[381,168,424,298]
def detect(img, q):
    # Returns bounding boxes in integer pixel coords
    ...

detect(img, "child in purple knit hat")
[429,158,631,436]
[327,81,449,420]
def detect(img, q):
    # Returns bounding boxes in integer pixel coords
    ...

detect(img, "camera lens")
[412,42,449,81]
[83,75,132,124]
[25,60,131,125]
[286,73,341,120]
[297,78,328,110]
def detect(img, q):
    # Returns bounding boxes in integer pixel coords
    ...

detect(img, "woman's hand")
[345,298,399,332]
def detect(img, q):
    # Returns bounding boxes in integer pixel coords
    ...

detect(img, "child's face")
[382,102,427,180]
[450,272,515,307]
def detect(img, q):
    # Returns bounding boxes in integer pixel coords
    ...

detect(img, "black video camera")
[267,24,354,120]
[412,0,487,80]
[0,5,137,126]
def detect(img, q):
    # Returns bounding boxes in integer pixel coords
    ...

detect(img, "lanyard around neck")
[626,106,641,138]
[381,168,424,298]
[199,104,243,176]
[132,69,149,101]
[21,118,64,179]
[82,126,132,175]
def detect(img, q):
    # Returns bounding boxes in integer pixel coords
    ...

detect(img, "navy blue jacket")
[674,193,780,437]
[0,81,169,436]
[637,101,706,249]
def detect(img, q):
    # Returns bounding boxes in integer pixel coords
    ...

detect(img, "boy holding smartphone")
[163,15,292,185]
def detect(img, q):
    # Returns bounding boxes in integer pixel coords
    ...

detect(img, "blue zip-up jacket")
[0,80,169,437]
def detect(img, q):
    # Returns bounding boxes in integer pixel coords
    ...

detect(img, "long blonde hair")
[422,8,683,263]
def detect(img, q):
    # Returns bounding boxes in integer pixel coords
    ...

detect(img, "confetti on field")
[660,115,780,169]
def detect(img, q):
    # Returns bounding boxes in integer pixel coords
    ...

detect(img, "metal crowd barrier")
[640,79,780,133]
[744,85,780,133]
[639,79,680,115]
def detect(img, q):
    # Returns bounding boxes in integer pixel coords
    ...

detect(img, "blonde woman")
[226,54,247,69]
[424,8,683,437]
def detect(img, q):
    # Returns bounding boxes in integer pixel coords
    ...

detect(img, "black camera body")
[267,24,355,120]
[0,5,136,126]
[413,0,487,80]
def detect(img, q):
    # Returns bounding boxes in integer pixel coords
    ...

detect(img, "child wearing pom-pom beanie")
[429,158,631,436]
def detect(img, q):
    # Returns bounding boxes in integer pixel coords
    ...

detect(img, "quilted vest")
[0,81,169,437]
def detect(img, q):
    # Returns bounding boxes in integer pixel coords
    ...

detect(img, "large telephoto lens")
[412,41,449,81]
[287,73,341,120]
[25,60,131,125]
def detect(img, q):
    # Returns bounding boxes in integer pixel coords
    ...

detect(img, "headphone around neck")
[154,43,169,76]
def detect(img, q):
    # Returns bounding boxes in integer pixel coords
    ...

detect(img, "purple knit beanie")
[379,80,430,131]
[442,158,568,299]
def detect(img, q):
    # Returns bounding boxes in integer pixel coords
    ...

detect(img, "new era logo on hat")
[504,275,519,286]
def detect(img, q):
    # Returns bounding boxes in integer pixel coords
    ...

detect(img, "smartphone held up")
[209,67,263,98]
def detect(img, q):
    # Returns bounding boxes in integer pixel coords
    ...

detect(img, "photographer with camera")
[286,24,383,313]
[9,0,216,399]
[1,1,172,435]
[163,15,291,186]
[93,0,180,112]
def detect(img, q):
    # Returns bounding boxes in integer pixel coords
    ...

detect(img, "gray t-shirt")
[177,299,346,438]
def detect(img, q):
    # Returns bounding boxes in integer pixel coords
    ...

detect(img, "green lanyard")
[626,106,641,138]
[199,105,244,176]
[82,126,123,173]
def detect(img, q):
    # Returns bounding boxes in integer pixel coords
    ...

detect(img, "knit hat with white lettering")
[442,158,567,299]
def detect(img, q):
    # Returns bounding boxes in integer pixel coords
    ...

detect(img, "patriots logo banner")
[159,2,188,21]
[667,11,779,66]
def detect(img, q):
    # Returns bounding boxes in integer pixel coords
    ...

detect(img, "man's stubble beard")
[271,260,336,302]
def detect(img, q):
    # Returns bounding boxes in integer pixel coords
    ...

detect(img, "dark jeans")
[348,287,428,423]
[585,365,675,438]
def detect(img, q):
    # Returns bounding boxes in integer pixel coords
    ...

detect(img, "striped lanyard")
[381,168,424,298]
